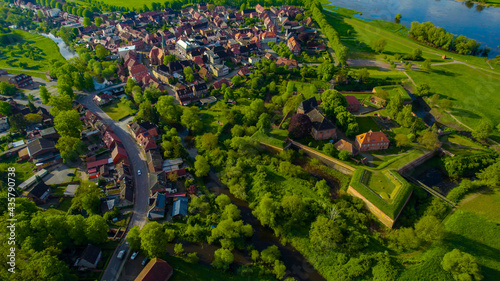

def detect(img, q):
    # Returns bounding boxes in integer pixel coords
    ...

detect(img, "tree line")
[409,21,489,56]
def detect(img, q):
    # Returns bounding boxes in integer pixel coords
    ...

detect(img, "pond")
[329,0,500,57]
[40,33,78,60]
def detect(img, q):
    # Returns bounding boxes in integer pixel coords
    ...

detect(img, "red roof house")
[111,145,128,164]
[345,96,360,112]
[134,258,173,281]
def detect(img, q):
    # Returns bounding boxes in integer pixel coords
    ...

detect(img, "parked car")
[117,250,126,260]
[137,170,141,176]
[141,257,150,266]
[67,173,75,176]
[130,252,139,260]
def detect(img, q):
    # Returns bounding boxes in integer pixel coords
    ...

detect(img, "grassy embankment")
[323,5,500,140]
[0,29,65,79]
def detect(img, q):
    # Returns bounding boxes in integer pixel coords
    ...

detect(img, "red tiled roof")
[134,258,173,281]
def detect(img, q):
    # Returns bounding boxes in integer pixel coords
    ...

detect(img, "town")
[0,0,499,281]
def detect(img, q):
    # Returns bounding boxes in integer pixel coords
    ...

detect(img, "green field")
[0,160,36,186]
[356,116,380,132]
[408,64,500,131]
[399,210,500,280]
[373,85,412,102]
[459,188,500,224]
[101,100,137,121]
[365,170,396,200]
[287,80,320,99]
[0,29,65,73]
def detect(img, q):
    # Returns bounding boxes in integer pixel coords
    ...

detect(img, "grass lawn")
[0,29,65,73]
[101,100,137,121]
[366,170,395,199]
[0,160,36,186]
[382,149,425,170]
[287,80,319,99]
[57,198,72,212]
[459,188,500,224]
[373,85,411,102]
[356,116,380,132]
[408,64,500,133]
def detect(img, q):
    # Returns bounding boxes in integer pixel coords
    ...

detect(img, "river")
[40,33,78,60]
[329,0,500,57]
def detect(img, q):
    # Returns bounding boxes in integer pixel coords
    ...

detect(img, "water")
[329,0,500,57]
[40,33,78,60]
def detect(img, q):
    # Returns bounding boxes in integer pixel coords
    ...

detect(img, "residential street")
[79,85,149,281]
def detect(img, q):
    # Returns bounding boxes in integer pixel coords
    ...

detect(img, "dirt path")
[403,71,417,86]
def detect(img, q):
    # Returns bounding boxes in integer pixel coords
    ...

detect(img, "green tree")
[215,194,231,210]
[71,181,102,214]
[415,83,430,96]
[199,133,218,151]
[48,95,72,117]
[82,17,91,27]
[273,260,287,280]
[421,59,432,71]
[309,216,343,250]
[162,54,177,65]
[55,136,83,163]
[156,95,180,124]
[39,85,51,104]
[0,81,18,96]
[174,243,184,256]
[261,245,281,264]
[357,68,370,83]
[418,130,439,150]
[85,215,108,244]
[181,107,202,132]
[126,226,141,251]
[66,215,87,245]
[194,155,210,177]
[256,112,271,134]
[0,100,12,116]
[442,249,483,281]
[95,44,108,60]
[338,150,350,161]
[414,216,444,242]
[472,120,492,140]
[54,110,82,138]
[212,248,234,271]
[395,134,410,147]
[373,38,387,53]
[94,17,102,26]
[9,113,27,132]
[140,222,168,258]
[477,161,500,188]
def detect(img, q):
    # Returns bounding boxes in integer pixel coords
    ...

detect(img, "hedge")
[349,168,413,219]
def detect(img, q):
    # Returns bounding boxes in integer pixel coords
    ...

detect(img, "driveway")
[44,164,77,185]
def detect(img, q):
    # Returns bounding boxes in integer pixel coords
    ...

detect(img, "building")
[78,244,102,269]
[134,258,173,281]
[176,39,199,57]
[297,97,337,141]
[147,150,163,173]
[172,197,188,218]
[111,144,128,164]
[21,138,61,169]
[275,57,298,69]
[129,121,159,139]
[0,117,9,132]
[148,192,166,220]
[192,83,208,97]
[345,96,360,112]
[210,64,229,77]
[355,130,390,151]
[9,74,33,88]
[27,181,51,204]
[334,139,358,156]
[175,87,195,105]
[287,37,301,55]
[149,46,165,65]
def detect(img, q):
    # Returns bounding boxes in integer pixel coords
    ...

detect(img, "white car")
[117,249,126,260]
[137,170,141,176]
[130,252,139,260]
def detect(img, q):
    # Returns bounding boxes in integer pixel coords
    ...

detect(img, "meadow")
[0,29,65,73]
[101,100,137,121]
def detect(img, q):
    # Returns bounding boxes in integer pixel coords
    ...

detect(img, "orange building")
[355,130,390,151]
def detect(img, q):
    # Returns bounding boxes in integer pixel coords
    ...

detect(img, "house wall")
[312,128,335,141]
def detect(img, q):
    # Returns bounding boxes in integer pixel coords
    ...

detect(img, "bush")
[446,179,482,203]
[185,252,199,264]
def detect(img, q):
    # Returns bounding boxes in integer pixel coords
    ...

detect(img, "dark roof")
[27,138,55,156]
[146,150,163,168]
[39,127,57,136]
[135,258,173,281]
[193,83,207,91]
[139,121,156,131]
[81,244,101,264]
[298,97,318,113]
[28,181,51,198]
[307,108,336,131]
[173,197,188,216]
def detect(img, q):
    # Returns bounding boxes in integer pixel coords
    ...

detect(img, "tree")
[0,100,12,116]
[314,179,330,199]
[418,130,439,150]
[54,110,82,138]
[71,181,102,214]
[174,243,184,256]
[256,112,271,134]
[288,114,312,139]
[85,215,108,244]
[127,226,141,251]
[9,113,27,132]
[95,44,107,60]
[472,120,492,140]
[181,107,202,132]
[82,17,91,27]
[309,216,343,250]
[440,99,452,111]
[415,83,431,96]
[421,59,432,71]
[66,215,87,245]
[56,136,83,163]
[94,17,102,27]
[215,194,231,210]
[194,155,210,177]
[357,68,370,83]
[199,133,218,151]
[140,222,168,258]
[243,99,265,124]
[442,249,483,281]
[477,161,500,188]
[212,248,234,271]
[155,95,179,124]
[162,54,177,65]
[261,245,281,264]
[321,89,347,118]
[0,81,18,96]
[273,260,287,280]
[135,100,155,123]
[48,95,72,117]
[395,13,402,23]
[395,134,410,147]
[414,216,444,242]
[39,85,51,104]
[373,38,387,53]
[338,150,350,161]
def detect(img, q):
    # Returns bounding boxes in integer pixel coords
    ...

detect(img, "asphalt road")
[79,85,149,281]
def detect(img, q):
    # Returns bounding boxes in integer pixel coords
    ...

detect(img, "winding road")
[78,84,150,281]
